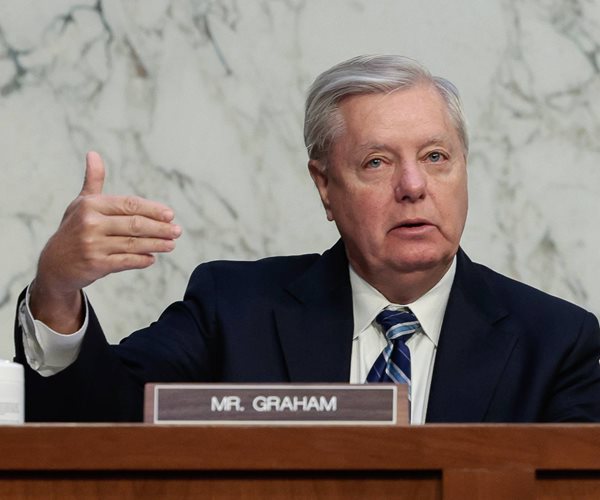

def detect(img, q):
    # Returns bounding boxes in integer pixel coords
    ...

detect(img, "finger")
[105,253,157,274]
[97,194,175,223]
[106,236,177,255]
[103,215,182,239]
[81,151,106,196]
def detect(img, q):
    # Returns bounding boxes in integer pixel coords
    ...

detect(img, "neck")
[352,260,453,305]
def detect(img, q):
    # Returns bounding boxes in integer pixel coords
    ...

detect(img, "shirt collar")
[349,257,457,346]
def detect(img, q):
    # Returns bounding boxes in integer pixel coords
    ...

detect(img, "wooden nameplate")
[144,384,408,425]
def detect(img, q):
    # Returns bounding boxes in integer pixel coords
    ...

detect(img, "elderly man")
[15,55,600,423]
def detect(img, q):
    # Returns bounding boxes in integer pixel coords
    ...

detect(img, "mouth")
[396,218,433,228]
[400,221,428,228]
[390,219,435,235]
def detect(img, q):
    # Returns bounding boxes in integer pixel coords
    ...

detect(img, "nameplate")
[144,384,407,425]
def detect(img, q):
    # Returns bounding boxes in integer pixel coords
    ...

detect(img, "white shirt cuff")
[18,284,88,377]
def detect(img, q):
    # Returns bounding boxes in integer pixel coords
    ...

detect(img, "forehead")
[334,85,459,149]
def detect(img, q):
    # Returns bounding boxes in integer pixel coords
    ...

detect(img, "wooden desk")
[0,425,599,499]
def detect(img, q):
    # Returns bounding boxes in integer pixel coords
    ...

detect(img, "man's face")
[310,84,468,292]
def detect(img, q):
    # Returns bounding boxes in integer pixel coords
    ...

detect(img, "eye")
[366,158,383,169]
[426,151,446,163]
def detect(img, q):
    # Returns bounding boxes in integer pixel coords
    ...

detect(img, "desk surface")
[1,425,599,499]
[0,424,599,470]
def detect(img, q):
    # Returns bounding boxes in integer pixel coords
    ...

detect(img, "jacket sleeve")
[13,264,220,422]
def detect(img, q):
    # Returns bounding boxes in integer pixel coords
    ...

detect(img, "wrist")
[29,278,84,334]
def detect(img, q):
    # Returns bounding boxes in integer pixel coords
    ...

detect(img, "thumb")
[80,151,106,196]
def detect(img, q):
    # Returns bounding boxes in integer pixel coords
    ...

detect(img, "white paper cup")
[0,361,24,424]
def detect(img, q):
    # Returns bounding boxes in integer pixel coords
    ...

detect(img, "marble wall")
[1,0,600,359]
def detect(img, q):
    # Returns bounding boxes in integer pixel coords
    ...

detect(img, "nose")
[393,161,426,202]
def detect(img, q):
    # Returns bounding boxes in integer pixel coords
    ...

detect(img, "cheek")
[340,191,385,227]
[432,177,467,228]
[447,185,468,237]
[330,190,385,239]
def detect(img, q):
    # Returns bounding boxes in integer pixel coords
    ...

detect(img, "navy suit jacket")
[15,240,600,422]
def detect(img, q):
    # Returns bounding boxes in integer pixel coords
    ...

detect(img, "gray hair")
[304,55,468,163]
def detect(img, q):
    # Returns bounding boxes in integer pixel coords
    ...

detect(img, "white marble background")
[1,0,599,359]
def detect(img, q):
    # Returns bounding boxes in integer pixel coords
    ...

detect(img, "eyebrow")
[422,135,452,147]
[356,135,453,153]
[356,143,389,152]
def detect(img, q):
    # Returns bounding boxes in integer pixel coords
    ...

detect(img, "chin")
[388,250,454,274]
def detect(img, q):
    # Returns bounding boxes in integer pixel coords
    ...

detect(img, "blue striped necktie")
[367,307,420,396]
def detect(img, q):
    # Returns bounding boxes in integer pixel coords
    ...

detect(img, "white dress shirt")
[349,259,456,424]
[19,258,456,423]
[17,286,87,377]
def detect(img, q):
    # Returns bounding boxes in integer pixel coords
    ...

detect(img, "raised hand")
[29,152,182,333]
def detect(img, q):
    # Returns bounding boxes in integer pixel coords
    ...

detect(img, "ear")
[308,160,334,221]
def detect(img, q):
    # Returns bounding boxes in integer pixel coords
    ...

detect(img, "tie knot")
[375,307,420,342]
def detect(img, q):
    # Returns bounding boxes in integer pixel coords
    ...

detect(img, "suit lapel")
[272,243,520,417]
[426,250,519,422]
[274,240,354,382]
